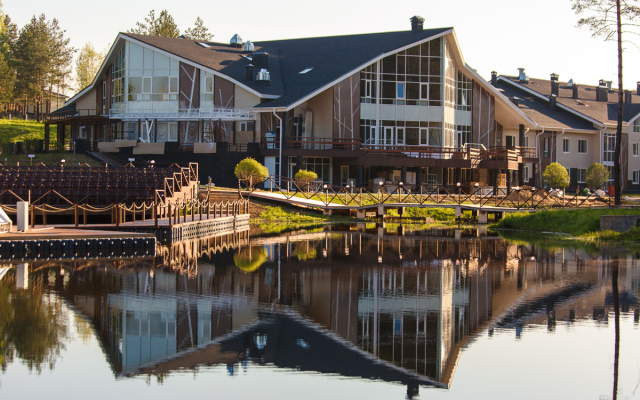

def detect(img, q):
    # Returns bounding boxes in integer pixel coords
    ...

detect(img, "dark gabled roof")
[50,103,76,115]
[493,79,596,130]
[498,75,640,125]
[123,28,451,110]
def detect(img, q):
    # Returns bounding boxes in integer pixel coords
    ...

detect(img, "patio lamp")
[60,159,65,170]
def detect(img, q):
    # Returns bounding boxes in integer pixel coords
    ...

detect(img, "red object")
[608,185,615,196]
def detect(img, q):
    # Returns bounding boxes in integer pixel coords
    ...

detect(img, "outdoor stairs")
[88,151,125,167]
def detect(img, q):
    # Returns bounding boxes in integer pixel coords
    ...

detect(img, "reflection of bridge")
[246,175,612,221]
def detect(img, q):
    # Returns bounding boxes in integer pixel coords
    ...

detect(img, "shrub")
[294,169,318,190]
[543,162,569,188]
[585,162,609,189]
[234,158,268,188]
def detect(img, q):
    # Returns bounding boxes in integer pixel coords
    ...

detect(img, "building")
[49,17,535,189]
[493,70,640,192]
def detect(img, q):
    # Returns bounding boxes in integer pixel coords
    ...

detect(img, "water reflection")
[1,227,639,397]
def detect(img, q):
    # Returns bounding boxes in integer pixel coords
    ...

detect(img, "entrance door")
[384,127,394,148]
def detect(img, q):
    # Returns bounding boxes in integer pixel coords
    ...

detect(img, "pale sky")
[5,0,640,93]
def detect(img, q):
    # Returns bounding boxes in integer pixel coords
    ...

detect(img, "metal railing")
[109,107,256,121]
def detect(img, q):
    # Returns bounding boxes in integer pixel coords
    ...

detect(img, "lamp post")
[60,159,65,171]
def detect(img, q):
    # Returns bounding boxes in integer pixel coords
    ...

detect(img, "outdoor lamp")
[60,159,65,169]
[323,184,328,189]
[379,181,384,186]
[457,182,461,187]
[399,182,403,186]
[474,183,479,187]
[346,185,350,189]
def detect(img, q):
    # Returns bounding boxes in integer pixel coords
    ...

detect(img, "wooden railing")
[245,174,612,210]
[45,109,102,122]
[0,198,250,228]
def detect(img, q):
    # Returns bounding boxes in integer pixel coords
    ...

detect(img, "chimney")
[625,89,633,104]
[246,64,254,81]
[549,94,557,110]
[491,71,497,86]
[509,96,520,107]
[551,81,559,97]
[550,73,559,82]
[572,84,579,99]
[606,80,613,92]
[518,67,528,83]
[253,52,269,71]
[596,81,608,102]
[637,81,640,95]
[410,16,425,33]
[242,41,254,53]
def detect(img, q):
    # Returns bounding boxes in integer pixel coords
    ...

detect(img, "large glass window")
[456,71,472,111]
[126,42,179,104]
[604,133,615,162]
[362,37,443,106]
[289,157,331,184]
[456,125,471,147]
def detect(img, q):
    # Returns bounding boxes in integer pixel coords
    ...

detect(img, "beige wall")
[76,89,97,112]
[555,132,599,170]
[235,85,260,110]
[306,87,333,138]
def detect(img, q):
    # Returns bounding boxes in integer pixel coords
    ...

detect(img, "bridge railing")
[242,175,613,210]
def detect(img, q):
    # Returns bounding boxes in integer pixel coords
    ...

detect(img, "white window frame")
[633,143,639,156]
[563,138,570,153]
[396,83,406,99]
[523,136,529,148]
[167,122,178,142]
[524,166,530,182]
[142,77,152,94]
[204,76,214,94]
[578,168,586,183]
[633,170,640,184]
[506,135,516,147]
[420,83,429,100]
[543,137,549,158]
[169,76,179,94]
[578,139,587,154]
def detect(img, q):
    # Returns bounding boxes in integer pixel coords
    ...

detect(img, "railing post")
[115,204,120,227]
[42,204,47,226]
[30,205,35,228]
[74,204,79,227]
[83,205,87,225]
[155,202,159,228]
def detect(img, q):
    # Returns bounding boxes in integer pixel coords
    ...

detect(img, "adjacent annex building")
[50,17,536,189]
[493,70,640,192]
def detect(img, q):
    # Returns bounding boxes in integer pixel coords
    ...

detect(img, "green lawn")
[0,118,58,143]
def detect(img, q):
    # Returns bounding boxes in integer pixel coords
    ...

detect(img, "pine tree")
[129,9,180,38]
[185,17,213,41]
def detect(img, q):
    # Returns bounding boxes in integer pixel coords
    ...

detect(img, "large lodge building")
[47,16,640,192]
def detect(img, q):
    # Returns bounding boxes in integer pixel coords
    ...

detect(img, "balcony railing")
[109,107,255,121]
[45,109,101,122]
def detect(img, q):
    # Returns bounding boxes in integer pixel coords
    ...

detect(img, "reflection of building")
[22,231,638,390]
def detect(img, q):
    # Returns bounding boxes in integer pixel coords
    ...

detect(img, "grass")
[491,208,640,247]
[252,206,345,235]
[0,118,58,144]
[1,153,99,167]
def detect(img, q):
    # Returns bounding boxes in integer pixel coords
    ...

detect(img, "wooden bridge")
[244,175,613,222]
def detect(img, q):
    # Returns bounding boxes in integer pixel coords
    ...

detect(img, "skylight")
[299,68,314,74]
[197,42,211,48]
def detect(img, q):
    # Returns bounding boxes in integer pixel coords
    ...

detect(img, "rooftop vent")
[299,68,314,74]
[606,80,613,92]
[230,34,243,47]
[637,81,640,95]
[572,84,579,99]
[567,79,574,87]
[491,71,497,86]
[509,96,520,107]
[242,41,254,52]
[253,52,269,71]
[257,68,270,82]
[549,94,557,110]
[246,64,254,81]
[518,68,529,84]
[179,34,192,40]
[197,42,212,48]
[550,73,559,82]
[410,16,425,33]
[596,83,608,102]
[625,90,633,104]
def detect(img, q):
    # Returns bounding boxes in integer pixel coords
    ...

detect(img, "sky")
[4,0,640,92]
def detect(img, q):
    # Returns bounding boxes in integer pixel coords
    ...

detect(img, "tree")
[184,17,213,41]
[129,9,180,38]
[13,15,75,120]
[234,157,268,188]
[543,162,570,189]
[75,43,104,92]
[573,0,640,205]
[0,5,16,107]
[294,169,318,192]
[585,162,610,188]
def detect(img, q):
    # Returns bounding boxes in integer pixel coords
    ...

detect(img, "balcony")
[109,107,255,121]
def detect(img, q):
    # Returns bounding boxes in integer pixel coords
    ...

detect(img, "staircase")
[88,151,125,167]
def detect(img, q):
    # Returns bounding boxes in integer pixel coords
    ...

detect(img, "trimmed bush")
[294,169,318,190]
[585,162,609,189]
[234,157,268,188]
[543,162,569,188]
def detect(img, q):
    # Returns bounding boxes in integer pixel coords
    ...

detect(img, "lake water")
[0,226,639,400]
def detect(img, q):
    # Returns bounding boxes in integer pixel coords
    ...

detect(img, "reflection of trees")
[234,246,267,273]
[75,315,94,344]
[293,243,317,261]
[0,281,69,373]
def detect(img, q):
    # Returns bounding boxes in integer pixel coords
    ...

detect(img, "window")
[634,170,640,184]
[633,143,639,156]
[456,70,472,111]
[340,166,349,186]
[606,165,614,182]
[456,125,471,147]
[543,137,549,158]
[289,157,331,184]
[578,140,587,154]
[524,166,530,182]
[523,136,529,148]
[578,169,586,183]
[359,63,377,104]
[238,121,254,131]
[604,133,615,162]
[426,173,438,185]
[634,118,640,132]
[396,83,405,99]
[506,135,516,148]
[563,138,570,153]
[204,76,213,93]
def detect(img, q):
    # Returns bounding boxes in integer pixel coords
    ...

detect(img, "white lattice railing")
[109,107,256,120]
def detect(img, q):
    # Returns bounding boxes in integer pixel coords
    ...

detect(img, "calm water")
[1,226,639,400]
